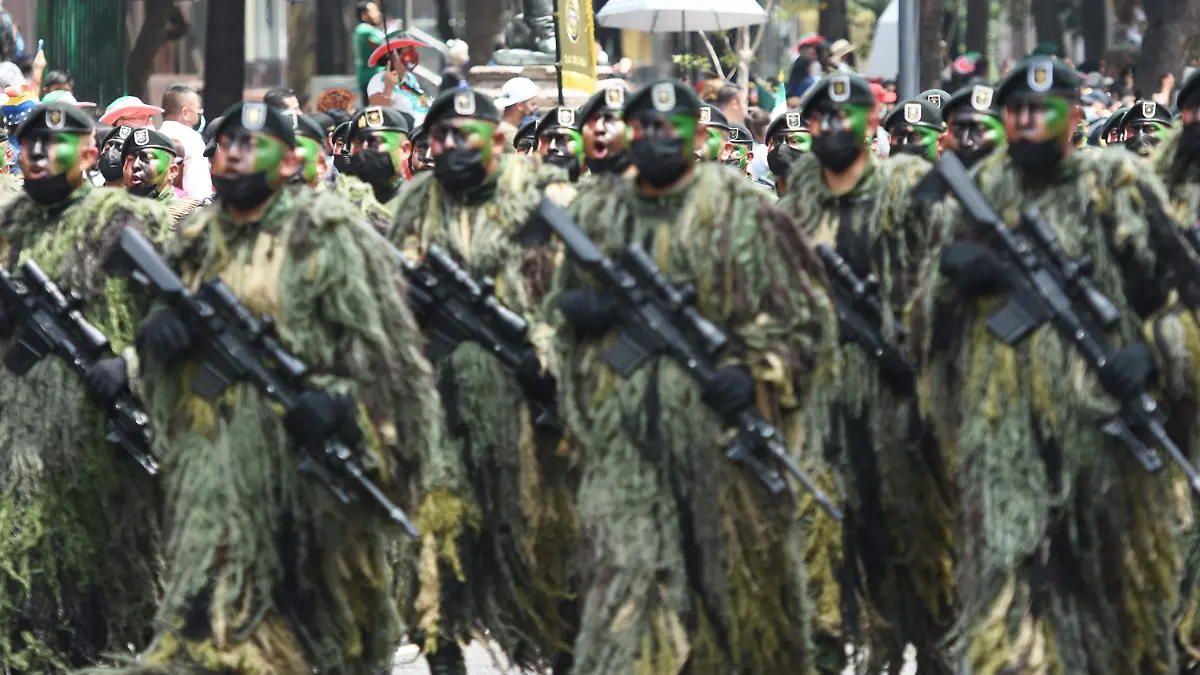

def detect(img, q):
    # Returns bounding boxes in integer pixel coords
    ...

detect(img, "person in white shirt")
[157,84,212,199]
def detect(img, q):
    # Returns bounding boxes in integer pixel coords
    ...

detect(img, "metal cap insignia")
[785,111,802,130]
[829,75,851,103]
[1028,59,1053,93]
[1143,100,1157,119]
[699,107,711,123]
[134,129,149,145]
[729,127,740,141]
[557,108,575,127]
[927,93,941,108]
[367,108,384,127]
[242,102,266,131]
[46,109,64,131]
[904,102,922,124]
[972,85,994,111]
[652,83,676,112]
[605,87,625,108]
[118,126,132,139]
[454,91,476,116]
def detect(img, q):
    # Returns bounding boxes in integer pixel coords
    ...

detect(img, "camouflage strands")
[549,162,838,675]
[911,148,1180,675]
[96,187,443,675]
[387,154,578,670]
[0,185,169,670]
[778,151,956,673]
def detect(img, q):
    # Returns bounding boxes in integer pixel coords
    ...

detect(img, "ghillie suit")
[334,170,389,224]
[549,162,838,675]
[388,154,579,672]
[779,151,956,674]
[96,187,444,675]
[0,172,21,197]
[0,185,168,671]
[149,184,202,225]
[911,147,1181,675]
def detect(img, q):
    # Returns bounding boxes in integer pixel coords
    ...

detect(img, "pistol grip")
[985,294,1044,345]
[3,337,48,376]
[603,329,655,377]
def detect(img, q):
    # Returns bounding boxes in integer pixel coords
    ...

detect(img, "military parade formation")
[9,46,1200,675]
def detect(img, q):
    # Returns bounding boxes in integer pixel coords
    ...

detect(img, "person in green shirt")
[354,2,385,104]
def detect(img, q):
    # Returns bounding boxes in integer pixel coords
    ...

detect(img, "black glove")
[515,347,556,403]
[702,365,755,424]
[138,307,194,363]
[557,288,617,337]
[84,357,128,404]
[939,241,1011,297]
[285,390,364,449]
[0,302,12,339]
[1099,342,1157,401]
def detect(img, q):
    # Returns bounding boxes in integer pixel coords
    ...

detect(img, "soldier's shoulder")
[783,152,824,191]
[879,152,932,187]
[1082,145,1164,193]
[82,187,173,227]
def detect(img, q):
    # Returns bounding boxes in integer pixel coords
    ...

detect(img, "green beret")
[425,88,502,127]
[699,105,729,129]
[310,111,334,135]
[800,74,876,117]
[943,83,1001,120]
[212,101,296,147]
[102,124,134,148]
[727,123,754,145]
[1121,99,1174,128]
[536,106,581,138]
[286,112,328,143]
[15,102,94,141]
[624,80,704,121]
[919,89,951,110]
[996,57,1081,105]
[410,124,427,143]
[349,105,411,138]
[122,127,178,159]
[514,118,538,148]
[579,86,627,125]
[1179,69,1200,109]
[1099,107,1128,143]
[333,120,353,143]
[884,97,944,132]
[765,111,809,139]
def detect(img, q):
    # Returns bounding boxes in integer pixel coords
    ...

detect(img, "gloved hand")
[939,241,1011,297]
[702,365,755,424]
[84,357,128,404]
[285,390,364,449]
[515,347,556,403]
[0,302,12,339]
[557,288,617,337]
[1099,342,1157,401]
[138,307,193,363]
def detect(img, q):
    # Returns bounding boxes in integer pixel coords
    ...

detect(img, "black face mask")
[1008,139,1064,178]
[811,131,862,172]
[213,172,275,210]
[333,154,352,172]
[889,143,929,159]
[585,151,631,176]
[433,147,487,195]
[24,173,76,205]
[347,149,396,186]
[1124,131,1160,156]
[99,147,124,182]
[766,144,799,177]
[1180,124,1200,162]
[953,145,992,169]
[632,136,689,187]
[545,152,581,182]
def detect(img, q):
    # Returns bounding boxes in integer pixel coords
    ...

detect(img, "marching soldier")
[577,85,632,180]
[763,110,811,195]
[120,127,202,223]
[409,124,433,174]
[1122,99,1175,157]
[515,117,538,155]
[345,105,413,213]
[884,96,944,161]
[288,111,330,189]
[536,106,585,183]
[698,104,731,161]
[942,83,1007,167]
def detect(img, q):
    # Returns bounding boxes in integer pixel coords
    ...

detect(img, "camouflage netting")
[0,185,170,670]
[387,155,578,670]
[911,148,1181,675]
[94,186,444,675]
[779,152,956,673]
[336,172,399,234]
[548,162,837,675]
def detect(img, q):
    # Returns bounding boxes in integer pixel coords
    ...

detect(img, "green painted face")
[705,128,723,160]
[668,114,699,163]
[844,104,870,145]
[459,119,497,165]
[791,131,813,152]
[296,136,322,183]
[50,132,81,175]
[731,144,750,170]
[1042,96,1071,138]
[250,133,288,184]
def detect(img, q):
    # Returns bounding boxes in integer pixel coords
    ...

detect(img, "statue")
[494,0,558,66]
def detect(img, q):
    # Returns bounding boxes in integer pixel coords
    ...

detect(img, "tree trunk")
[204,0,245,117]
[315,0,351,75]
[126,0,175,100]
[965,0,988,55]
[819,0,848,42]
[1009,0,1028,62]
[287,2,316,104]
[465,0,505,66]
[1135,0,1200,95]
[1030,0,1062,53]
[436,0,455,40]
[919,0,945,90]
[1081,0,1109,65]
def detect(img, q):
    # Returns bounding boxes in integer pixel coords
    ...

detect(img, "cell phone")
[37,39,42,53]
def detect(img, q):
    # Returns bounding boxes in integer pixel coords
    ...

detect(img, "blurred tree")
[966,0,989,54]
[126,0,174,100]
[1030,0,1063,53]
[204,0,245,116]
[287,1,316,103]
[920,0,945,89]
[1136,0,1200,93]
[820,0,849,41]
[465,0,505,65]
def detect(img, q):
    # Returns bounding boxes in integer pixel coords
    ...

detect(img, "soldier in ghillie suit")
[409,124,433,174]
[344,105,413,219]
[548,78,837,675]
[0,102,167,671]
[577,86,633,183]
[1122,99,1175,158]
[778,73,954,674]
[387,87,577,675]
[536,106,586,183]
[942,83,1007,168]
[884,96,944,162]
[120,127,202,224]
[763,110,811,196]
[911,56,1181,675]
[697,104,730,162]
[287,111,329,189]
[98,101,442,675]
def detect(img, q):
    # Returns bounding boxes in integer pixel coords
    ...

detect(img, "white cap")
[495,77,538,109]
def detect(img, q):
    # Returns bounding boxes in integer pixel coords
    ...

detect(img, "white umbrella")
[596,0,768,33]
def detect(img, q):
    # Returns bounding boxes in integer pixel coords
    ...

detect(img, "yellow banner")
[558,0,597,93]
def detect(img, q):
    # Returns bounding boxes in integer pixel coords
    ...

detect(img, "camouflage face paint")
[458,119,497,165]
[844,104,870,145]
[914,126,941,160]
[1042,96,1071,138]
[50,132,81,175]
[667,114,699,163]
[705,127,723,160]
[790,131,813,152]
[731,144,750,170]
[146,148,174,188]
[250,133,287,184]
[296,136,322,183]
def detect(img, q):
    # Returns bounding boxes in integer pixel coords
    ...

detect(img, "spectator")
[698,78,725,103]
[439,39,470,92]
[745,106,771,182]
[365,34,432,125]
[1152,72,1175,106]
[354,2,385,104]
[828,39,856,73]
[263,86,300,112]
[99,95,163,128]
[159,83,212,198]
[315,87,356,114]
[43,69,71,93]
[715,84,745,124]
[495,76,539,150]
